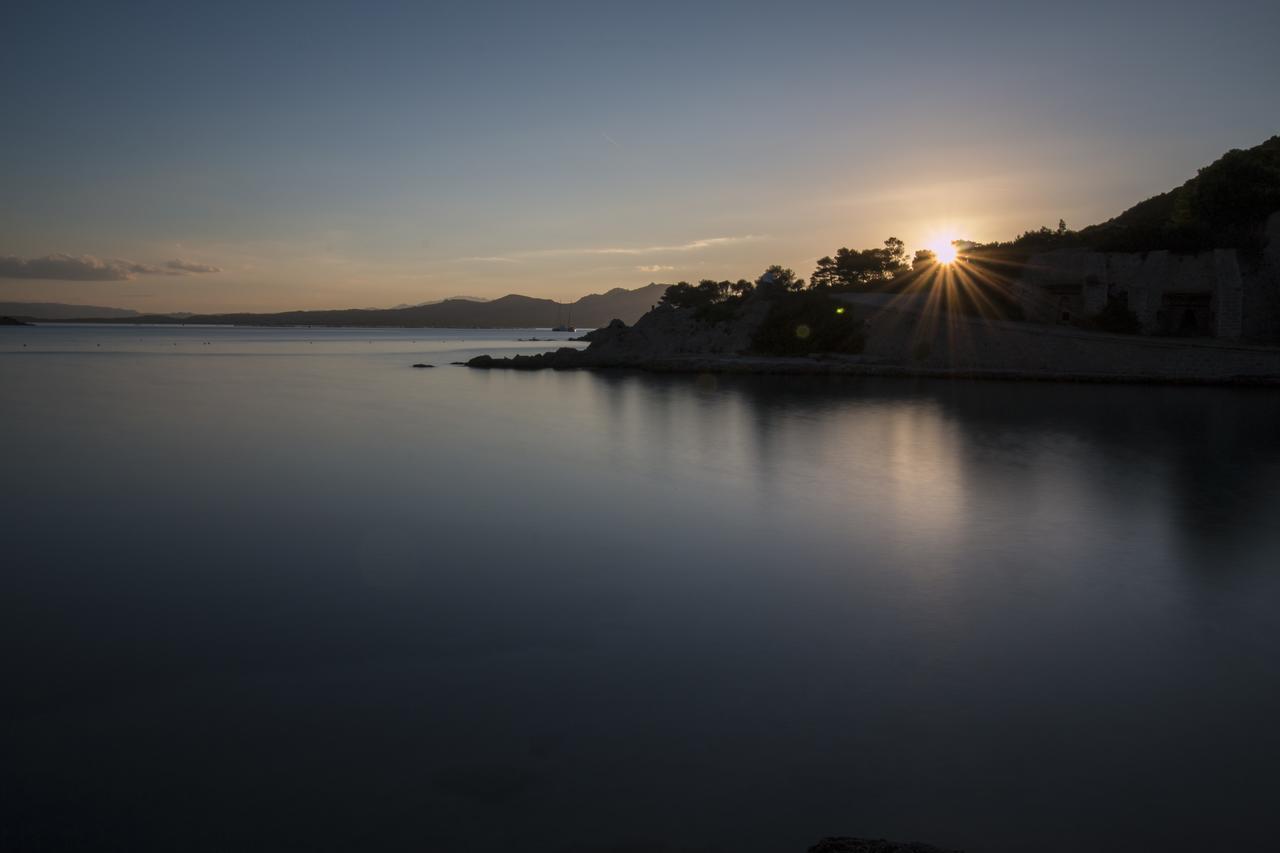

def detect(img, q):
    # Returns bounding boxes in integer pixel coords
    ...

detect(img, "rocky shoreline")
[465,296,1280,386]
[808,838,961,853]
[467,350,1280,385]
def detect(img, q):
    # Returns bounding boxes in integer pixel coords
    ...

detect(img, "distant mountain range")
[386,295,488,309]
[29,284,670,328]
[0,302,142,320]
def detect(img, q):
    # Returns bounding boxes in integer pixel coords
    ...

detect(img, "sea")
[3,324,1280,852]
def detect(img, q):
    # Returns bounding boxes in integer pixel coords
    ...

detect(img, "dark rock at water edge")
[411,363,434,368]
[466,347,586,370]
[809,838,962,853]
[465,303,772,371]
[1,316,34,326]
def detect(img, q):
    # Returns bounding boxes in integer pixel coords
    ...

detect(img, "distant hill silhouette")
[385,295,488,309]
[0,301,141,320]
[72,284,669,328]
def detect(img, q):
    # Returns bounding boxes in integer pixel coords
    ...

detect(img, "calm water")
[3,325,1280,852]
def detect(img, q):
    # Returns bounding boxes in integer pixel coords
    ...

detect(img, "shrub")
[751,292,865,356]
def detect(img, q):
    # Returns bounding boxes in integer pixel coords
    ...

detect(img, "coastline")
[468,350,1280,386]
[464,295,1280,387]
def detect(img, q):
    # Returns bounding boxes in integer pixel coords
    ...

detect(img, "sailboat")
[551,302,576,332]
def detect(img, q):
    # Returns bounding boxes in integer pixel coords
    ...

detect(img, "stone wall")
[1214,249,1244,338]
[1015,248,1241,337]
[855,302,1280,381]
[1012,218,1280,344]
[1245,212,1280,341]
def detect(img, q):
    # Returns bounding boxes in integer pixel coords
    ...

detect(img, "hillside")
[70,284,668,329]
[1039,135,1280,253]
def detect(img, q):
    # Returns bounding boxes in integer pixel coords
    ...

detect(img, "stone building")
[1013,212,1280,343]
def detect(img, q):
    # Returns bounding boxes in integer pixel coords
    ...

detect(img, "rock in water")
[411,363,434,368]
[465,349,584,370]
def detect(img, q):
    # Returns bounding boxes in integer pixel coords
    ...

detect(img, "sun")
[930,237,959,265]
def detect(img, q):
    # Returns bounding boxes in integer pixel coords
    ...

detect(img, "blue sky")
[2,0,1278,311]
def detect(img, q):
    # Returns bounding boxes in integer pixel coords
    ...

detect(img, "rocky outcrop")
[575,318,627,343]
[579,299,771,363]
[468,298,773,370]
[0,316,33,326]
[808,838,962,853]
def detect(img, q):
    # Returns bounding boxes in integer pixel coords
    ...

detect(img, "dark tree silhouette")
[810,238,909,290]
[755,265,805,296]
[810,256,840,290]
[660,276,758,321]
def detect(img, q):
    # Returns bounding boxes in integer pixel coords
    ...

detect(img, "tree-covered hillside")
[1078,135,1280,252]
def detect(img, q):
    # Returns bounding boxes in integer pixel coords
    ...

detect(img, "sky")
[2,0,1278,313]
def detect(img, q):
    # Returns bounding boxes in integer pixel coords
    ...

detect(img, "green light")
[835,307,845,314]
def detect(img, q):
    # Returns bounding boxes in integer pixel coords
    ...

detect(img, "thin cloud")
[165,259,222,274]
[559,235,761,256]
[456,235,761,263]
[0,254,147,281]
[637,264,675,272]
[456,256,517,263]
[0,253,221,281]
